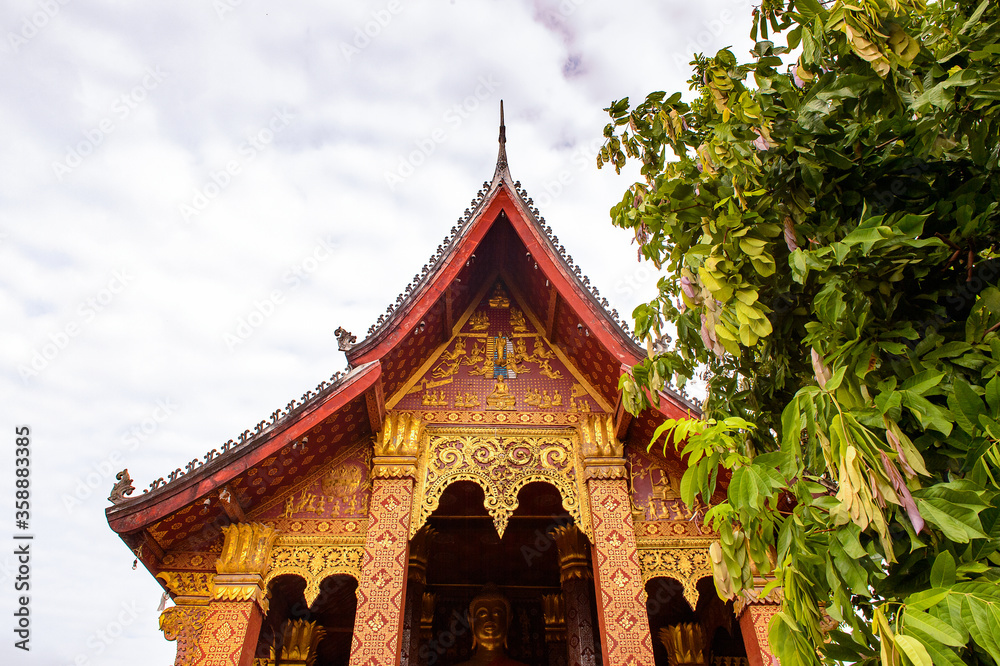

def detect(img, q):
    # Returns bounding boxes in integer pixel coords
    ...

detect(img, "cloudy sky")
[0,1,756,663]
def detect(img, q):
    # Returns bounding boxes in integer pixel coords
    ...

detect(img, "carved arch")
[265,542,363,606]
[409,428,591,539]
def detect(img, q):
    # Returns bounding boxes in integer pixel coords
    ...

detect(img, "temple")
[106,104,780,666]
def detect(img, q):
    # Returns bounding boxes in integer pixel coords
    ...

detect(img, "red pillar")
[349,412,422,666]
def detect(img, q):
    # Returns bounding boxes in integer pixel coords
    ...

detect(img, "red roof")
[106,109,699,567]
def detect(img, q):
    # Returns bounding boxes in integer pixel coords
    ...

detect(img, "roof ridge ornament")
[492,100,510,185]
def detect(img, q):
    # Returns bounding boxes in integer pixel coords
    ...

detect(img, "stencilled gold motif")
[410,428,591,539]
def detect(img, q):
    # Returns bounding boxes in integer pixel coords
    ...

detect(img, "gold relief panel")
[216,522,279,576]
[579,413,623,460]
[250,442,372,523]
[156,571,215,604]
[636,543,715,609]
[264,539,364,606]
[410,427,591,540]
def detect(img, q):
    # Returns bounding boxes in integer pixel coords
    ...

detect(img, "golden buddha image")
[456,584,528,666]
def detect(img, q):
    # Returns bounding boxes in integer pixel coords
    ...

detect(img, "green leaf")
[904,610,963,647]
[931,551,957,587]
[916,497,988,542]
[894,634,933,666]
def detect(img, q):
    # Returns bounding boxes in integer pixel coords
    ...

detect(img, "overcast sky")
[0,1,756,663]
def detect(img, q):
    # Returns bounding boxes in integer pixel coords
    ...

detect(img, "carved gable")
[390,278,606,426]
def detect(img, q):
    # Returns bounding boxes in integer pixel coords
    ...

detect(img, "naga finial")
[109,469,135,504]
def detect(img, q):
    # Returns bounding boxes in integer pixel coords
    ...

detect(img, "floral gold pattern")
[410,428,591,539]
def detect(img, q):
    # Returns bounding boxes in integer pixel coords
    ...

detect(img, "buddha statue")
[456,584,528,666]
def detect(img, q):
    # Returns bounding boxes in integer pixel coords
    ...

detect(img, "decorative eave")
[105,360,381,534]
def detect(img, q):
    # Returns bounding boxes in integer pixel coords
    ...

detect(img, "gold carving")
[542,593,566,642]
[272,619,325,666]
[580,414,622,459]
[659,623,708,666]
[552,525,592,583]
[510,307,528,332]
[216,523,279,575]
[160,605,209,665]
[375,412,424,458]
[637,546,714,609]
[408,526,437,585]
[570,383,587,398]
[420,592,436,632]
[536,358,563,380]
[454,393,481,408]
[486,377,516,410]
[265,542,364,605]
[157,571,215,605]
[422,390,449,407]
[411,428,591,540]
[214,522,279,612]
[469,311,490,331]
[488,283,510,308]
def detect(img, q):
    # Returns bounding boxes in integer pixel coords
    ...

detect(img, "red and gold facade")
[107,124,779,666]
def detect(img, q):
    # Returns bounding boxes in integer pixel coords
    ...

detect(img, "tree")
[599,1,1000,665]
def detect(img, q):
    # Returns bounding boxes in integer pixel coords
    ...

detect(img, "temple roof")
[106,105,699,563]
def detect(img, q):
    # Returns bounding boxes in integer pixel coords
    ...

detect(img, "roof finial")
[493,100,509,182]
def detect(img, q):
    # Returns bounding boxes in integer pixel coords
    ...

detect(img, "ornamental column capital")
[551,524,592,583]
[372,411,423,479]
[213,522,280,612]
[579,414,627,479]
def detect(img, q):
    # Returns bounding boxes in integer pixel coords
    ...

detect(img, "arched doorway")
[645,577,747,666]
[257,573,358,665]
[406,480,600,665]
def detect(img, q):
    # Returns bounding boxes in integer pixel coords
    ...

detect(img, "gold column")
[552,525,597,666]
[193,522,279,666]
[544,593,568,666]
[349,412,422,666]
[158,572,214,666]
[580,414,656,666]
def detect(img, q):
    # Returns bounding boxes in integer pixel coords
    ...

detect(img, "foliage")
[599,1,1000,664]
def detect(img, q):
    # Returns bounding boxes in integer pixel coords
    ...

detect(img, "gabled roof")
[106,105,699,568]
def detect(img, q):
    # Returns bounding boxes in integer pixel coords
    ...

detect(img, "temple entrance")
[405,480,602,666]
[257,573,358,665]
[644,577,747,666]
